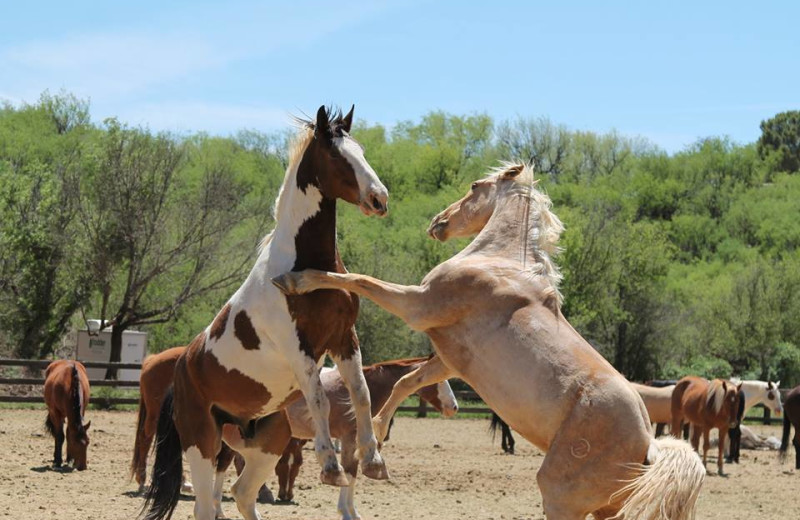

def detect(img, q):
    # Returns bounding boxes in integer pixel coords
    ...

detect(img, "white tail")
[612,437,705,520]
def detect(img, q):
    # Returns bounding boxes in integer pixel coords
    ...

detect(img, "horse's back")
[44,360,89,414]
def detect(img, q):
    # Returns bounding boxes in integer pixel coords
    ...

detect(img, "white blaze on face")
[333,134,388,215]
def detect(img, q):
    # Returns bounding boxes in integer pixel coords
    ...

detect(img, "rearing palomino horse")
[274,162,705,520]
[144,106,389,520]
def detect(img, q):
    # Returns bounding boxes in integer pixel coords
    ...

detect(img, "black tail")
[488,411,502,442]
[779,413,791,463]
[141,388,182,520]
[45,415,57,438]
[130,393,148,481]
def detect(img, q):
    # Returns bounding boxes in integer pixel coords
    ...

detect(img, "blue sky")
[1,1,798,153]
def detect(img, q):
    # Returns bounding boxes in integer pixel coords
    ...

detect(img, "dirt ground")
[0,409,797,520]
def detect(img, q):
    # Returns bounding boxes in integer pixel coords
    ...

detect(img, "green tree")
[757,110,800,173]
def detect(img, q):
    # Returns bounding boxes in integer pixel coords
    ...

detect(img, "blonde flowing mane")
[706,379,726,414]
[490,162,565,304]
[258,126,314,252]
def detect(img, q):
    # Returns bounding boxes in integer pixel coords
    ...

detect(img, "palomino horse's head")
[67,420,90,471]
[302,105,388,216]
[427,163,528,241]
[417,380,459,417]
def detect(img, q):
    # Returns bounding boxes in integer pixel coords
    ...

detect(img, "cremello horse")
[274,162,705,520]
[144,106,389,520]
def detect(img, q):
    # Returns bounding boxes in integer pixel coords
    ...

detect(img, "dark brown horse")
[44,360,91,470]
[143,106,390,520]
[671,376,742,475]
[779,384,800,469]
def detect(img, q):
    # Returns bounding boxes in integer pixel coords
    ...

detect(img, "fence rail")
[0,358,789,422]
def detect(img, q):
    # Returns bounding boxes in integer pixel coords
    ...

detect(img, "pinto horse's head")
[66,420,90,471]
[428,163,529,241]
[302,105,388,216]
[417,380,459,418]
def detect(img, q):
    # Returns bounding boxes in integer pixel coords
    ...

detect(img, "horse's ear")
[721,380,728,391]
[83,420,91,431]
[503,164,524,179]
[342,104,355,133]
[736,382,743,391]
[315,105,332,140]
[775,380,781,388]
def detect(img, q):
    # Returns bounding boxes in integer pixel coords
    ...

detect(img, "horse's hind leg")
[792,427,800,469]
[337,434,360,520]
[46,413,65,467]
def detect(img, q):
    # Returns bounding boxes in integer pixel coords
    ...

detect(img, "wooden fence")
[0,358,788,423]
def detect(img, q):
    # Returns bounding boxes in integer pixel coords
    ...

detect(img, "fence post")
[416,397,428,418]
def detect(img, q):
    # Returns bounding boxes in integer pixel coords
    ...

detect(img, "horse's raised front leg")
[288,354,348,487]
[331,332,387,481]
[273,270,437,331]
[372,355,455,444]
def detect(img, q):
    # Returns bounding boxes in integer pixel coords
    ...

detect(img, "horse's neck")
[365,365,416,411]
[460,193,526,261]
[740,382,764,410]
[252,168,339,280]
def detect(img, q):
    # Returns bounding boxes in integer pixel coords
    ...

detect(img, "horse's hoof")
[271,274,296,295]
[257,484,275,504]
[320,467,350,487]
[361,459,389,481]
[181,481,195,494]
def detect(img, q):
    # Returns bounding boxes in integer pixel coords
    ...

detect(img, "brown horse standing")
[779,384,800,469]
[671,376,742,475]
[44,360,91,470]
[131,346,185,490]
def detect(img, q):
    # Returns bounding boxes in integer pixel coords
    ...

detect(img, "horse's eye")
[471,182,479,190]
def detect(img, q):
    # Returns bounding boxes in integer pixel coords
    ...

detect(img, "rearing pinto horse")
[274,162,705,520]
[144,106,389,520]
[44,360,91,471]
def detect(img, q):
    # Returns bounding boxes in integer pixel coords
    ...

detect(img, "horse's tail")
[779,413,791,463]
[488,411,502,442]
[130,393,148,482]
[44,415,57,438]
[612,437,705,520]
[141,388,182,520]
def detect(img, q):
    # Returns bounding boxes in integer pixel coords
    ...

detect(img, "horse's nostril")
[371,195,384,213]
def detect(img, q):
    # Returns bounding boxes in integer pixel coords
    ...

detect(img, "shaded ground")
[0,409,797,519]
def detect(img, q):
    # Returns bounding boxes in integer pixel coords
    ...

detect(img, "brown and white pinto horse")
[143,106,389,520]
[44,360,91,471]
[223,357,457,520]
[670,376,742,475]
[274,162,706,520]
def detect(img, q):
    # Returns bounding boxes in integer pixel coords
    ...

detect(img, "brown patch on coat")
[234,309,260,350]
[209,303,231,341]
[173,332,276,458]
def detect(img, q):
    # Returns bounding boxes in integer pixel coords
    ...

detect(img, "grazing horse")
[670,376,742,475]
[274,162,705,520]
[43,360,91,471]
[779,384,800,469]
[631,382,676,437]
[144,106,389,520]
[264,358,457,519]
[489,412,515,454]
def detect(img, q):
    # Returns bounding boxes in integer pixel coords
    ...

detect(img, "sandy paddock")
[0,409,797,520]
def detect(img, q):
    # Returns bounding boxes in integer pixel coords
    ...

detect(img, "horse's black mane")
[69,363,85,433]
